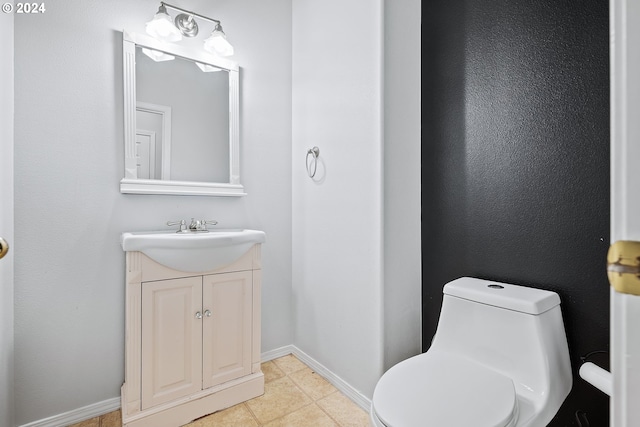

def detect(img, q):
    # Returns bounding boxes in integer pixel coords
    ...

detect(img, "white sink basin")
[121,229,266,272]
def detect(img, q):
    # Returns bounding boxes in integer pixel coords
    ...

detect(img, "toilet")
[370,277,572,427]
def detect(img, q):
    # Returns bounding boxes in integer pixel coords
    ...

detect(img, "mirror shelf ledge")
[120,178,246,197]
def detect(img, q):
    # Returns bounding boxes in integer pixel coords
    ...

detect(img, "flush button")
[488,284,504,289]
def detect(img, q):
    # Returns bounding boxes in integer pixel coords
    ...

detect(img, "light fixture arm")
[160,2,221,25]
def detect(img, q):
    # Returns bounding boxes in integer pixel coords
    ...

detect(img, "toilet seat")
[372,351,518,427]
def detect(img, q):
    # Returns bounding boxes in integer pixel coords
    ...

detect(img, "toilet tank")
[430,277,572,414]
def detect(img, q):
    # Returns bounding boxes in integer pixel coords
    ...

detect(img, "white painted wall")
[383,0,422,369]
[1,12,15,427]
[292,0,384,398]
[13,1,292,424]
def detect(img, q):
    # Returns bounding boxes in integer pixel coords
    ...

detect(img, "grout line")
[260,355,323,426]
[248,357,306,426]
[274,355,347,427]
[315,392,344,427]
[240,402,261,426]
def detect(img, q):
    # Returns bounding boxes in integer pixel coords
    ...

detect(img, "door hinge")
[0,237,8,260]
[607,240,640,296]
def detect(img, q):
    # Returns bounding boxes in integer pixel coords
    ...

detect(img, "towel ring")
[306,147,320,178]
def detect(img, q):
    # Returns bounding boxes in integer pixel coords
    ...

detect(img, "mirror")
[121,31,244,196]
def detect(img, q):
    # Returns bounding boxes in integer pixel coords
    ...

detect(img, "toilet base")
[369,405,386,427]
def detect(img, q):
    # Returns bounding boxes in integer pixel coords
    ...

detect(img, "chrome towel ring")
[306,146,320,178]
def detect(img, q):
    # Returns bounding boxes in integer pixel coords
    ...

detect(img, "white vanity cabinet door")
[141,276,203,410]
[202,271,253,388]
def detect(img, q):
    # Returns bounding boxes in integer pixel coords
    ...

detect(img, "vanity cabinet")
[122,245,263,427]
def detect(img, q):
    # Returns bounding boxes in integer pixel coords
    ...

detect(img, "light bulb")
[145,4,182,42]
[203,26,234,57]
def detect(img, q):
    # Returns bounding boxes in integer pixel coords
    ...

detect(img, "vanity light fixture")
[145,2,234,57]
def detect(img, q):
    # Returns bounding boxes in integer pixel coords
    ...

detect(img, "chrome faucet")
[167,218,218,233]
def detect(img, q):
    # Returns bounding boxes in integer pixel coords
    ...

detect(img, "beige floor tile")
[272,354,307,375]
[289,367,338,401]
[261,360,286,383]
[245,376,312,424]
[185,404,258,427]
[67,355,371,427]
[99,409,121,427]
[66,417,99,427]
[317,392,369,427]
[264,403,339,427]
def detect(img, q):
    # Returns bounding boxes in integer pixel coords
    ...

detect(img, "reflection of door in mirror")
[136,102,172,180]
[136,130,157,179]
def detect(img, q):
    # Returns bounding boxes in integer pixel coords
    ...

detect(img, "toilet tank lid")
[443,277,561,315]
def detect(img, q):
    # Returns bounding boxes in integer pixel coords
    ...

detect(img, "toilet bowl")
[370,277,572,427]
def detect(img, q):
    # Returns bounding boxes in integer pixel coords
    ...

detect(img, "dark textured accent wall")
[422,1,610,425]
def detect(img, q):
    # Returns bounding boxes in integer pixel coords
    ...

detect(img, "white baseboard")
[261,344,296,362]
[18,397,120,427]
[262,345,372,412]
[20,346,372,427]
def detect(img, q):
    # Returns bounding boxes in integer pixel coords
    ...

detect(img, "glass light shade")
[141,48,175,62]
[195,62,222,72]
[203,30,234,57]
[145,8,182,42]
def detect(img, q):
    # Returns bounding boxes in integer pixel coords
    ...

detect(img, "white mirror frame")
[121,31,245,197]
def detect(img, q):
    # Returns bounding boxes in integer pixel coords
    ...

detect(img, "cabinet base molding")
[121,373,265,427]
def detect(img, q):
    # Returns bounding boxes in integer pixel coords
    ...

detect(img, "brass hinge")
[607,240,640,296]
[0,237,8,260]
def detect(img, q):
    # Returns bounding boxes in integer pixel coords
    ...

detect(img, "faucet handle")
[200,220,218,231]
[167,219,187,232]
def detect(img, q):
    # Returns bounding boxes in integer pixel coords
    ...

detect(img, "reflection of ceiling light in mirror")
[145,4,182,42]
[203,25,234,57]
[196,62,222,72]
[142,48,175,62]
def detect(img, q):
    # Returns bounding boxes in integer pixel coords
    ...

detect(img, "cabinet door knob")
[195,311,203,319]
[204,310,212,317]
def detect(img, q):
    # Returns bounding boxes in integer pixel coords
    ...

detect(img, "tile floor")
[68,354,370,427]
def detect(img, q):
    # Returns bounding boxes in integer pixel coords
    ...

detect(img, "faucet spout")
[188,218,218,232]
